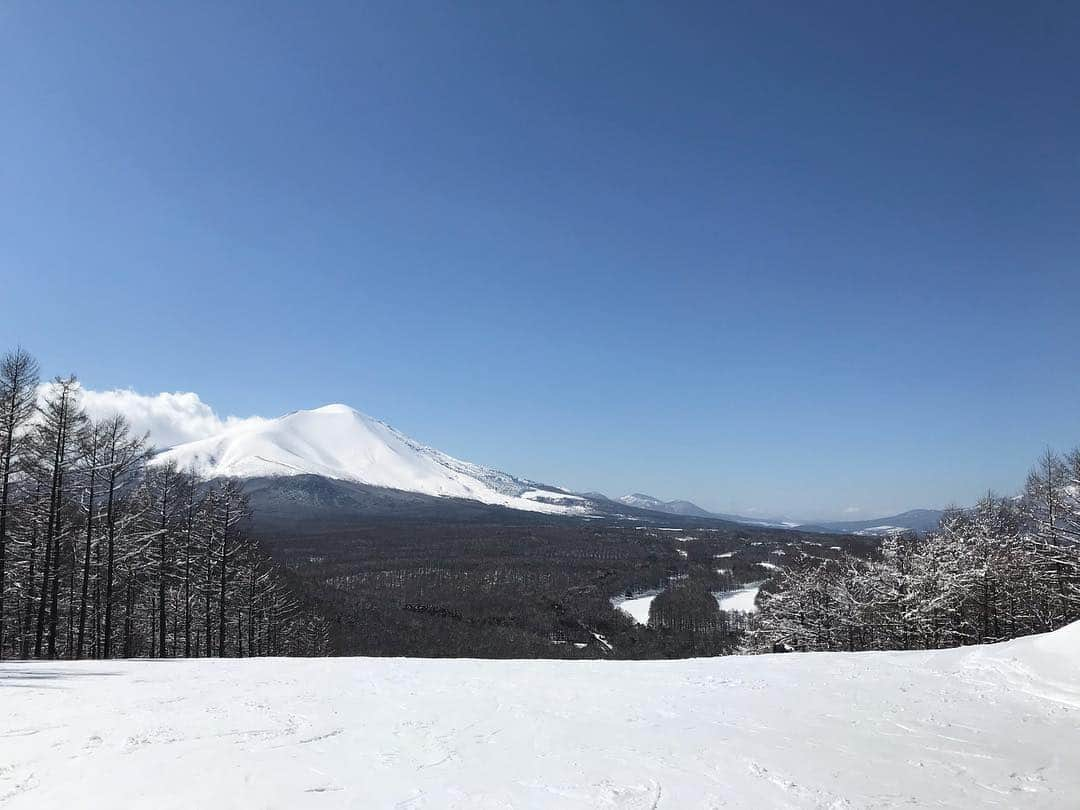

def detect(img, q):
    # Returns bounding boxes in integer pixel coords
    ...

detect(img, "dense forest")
[259,520,874,658]
[0,348,328,660]
[752,449,1080,652]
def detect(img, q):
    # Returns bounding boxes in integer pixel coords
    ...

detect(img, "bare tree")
[74,421,107,658]
[215,479,249,656]
[28,376,86,658]
[146,461,183,657]
[0,347,323,662]
[0,347,39,659]
[100,415,148,659]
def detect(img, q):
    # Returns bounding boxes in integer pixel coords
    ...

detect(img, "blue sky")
[2,2,1078,520]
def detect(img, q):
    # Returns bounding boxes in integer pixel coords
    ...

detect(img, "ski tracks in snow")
[2,632,1079,808]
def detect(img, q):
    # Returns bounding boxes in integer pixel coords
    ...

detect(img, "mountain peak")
[309,403,359,415]
[153,405,589,516]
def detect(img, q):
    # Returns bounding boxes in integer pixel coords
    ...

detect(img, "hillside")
[3,622,1077,808]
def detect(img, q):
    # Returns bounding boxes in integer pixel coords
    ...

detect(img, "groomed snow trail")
[2,623,1078,809]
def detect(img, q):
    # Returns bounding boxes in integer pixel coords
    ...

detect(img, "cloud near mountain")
[74,387,266,449]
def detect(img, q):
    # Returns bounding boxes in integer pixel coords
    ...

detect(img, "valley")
[261,519,873,659]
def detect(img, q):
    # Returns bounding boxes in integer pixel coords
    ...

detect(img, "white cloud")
[75,388,266,450]
[842,506,862,515]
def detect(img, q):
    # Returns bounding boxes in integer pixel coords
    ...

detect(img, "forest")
[259,519,873,658]
[752,449,1080,652]
[0,348,328,660]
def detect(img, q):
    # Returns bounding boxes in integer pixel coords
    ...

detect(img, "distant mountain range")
[153,403,941,535]
[796,509,945,536]
[613,494,943,536]
[615,493,719,519]
[614,493,799,528]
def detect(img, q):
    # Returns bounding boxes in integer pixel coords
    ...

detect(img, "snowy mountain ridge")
[616,493,713,517]
[152,404,589,516]
[153,404,939,529]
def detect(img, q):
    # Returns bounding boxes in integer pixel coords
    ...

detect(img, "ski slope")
[2,623,1078,808]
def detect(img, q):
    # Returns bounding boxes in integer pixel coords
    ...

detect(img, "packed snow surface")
[153,404,586,515]
[713,581,765,613]
[3,624,1080,808]
[3,624,1079,808]
[611,590,661,625]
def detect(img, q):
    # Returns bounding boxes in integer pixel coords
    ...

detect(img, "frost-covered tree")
[0,344,320,660]
[753,455,1080,654]
[0,347,39,659]
[28,376,86,658]
[99,414,149,659]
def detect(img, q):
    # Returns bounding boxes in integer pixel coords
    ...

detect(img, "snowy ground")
[610,590,661,624]
[713,581,765,613]
[2,624,1079,809]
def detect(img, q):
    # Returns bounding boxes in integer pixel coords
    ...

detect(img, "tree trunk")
[76,457,97,658]
[21,520,38,659]
[0,405,15,659]
[217,498,230,657]
[103,471,118,659]
[157,468,171,657]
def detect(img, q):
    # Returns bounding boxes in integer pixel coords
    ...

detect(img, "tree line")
[0,347,328,661]
[647,580,746,656]
[751,448,1080,652]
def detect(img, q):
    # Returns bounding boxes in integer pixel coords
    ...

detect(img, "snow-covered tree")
[0,347,39,659]
[753,460,1080,654]
[0,346,321,660]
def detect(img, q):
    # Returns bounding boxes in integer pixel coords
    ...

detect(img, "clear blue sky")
[2,2,1078,520]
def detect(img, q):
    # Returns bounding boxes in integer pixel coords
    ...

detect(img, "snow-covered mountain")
[153,404,589,516]
[616,493,713,517]
[152,404,938,531]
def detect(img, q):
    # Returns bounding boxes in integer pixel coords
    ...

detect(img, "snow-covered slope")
[153,404,588,515]
[617,493,714,517]
[618,492,674,510]
[3,624,1078,808]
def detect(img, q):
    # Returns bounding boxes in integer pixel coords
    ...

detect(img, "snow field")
[7,625,1078,808]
